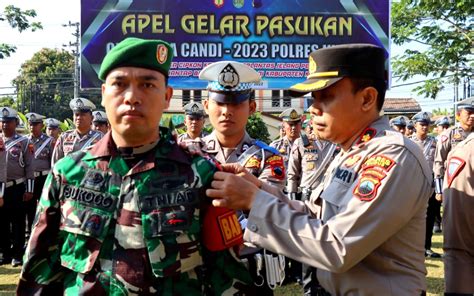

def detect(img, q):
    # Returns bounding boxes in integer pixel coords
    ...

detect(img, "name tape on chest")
[62,184,116,211]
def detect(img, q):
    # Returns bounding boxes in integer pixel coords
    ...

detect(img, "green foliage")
[391,0,473,99]
[13,48,75,120]
[0,96,15,107]
[246,112,271,144]
[0,5,42,58]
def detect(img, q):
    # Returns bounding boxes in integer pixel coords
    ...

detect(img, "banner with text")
[81,0,389,89]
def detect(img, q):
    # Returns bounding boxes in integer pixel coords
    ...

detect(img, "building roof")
[382,98,421,115]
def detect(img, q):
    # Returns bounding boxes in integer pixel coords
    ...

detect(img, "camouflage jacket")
[18,128,252,295]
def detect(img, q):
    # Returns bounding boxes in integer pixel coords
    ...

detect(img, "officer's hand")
[220,163,263,188]
[179,138,204,156]
[23,192,33,202]
[435,193,443,202]
[0,197,3,207]
[207,171,259,210]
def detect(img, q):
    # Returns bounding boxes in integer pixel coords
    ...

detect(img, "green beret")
[98,37,173,81]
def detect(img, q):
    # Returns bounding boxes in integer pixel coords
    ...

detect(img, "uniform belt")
[34,170,50,178]
[6,178,25,188]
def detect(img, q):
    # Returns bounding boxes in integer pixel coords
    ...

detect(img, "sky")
[0,0,460,112]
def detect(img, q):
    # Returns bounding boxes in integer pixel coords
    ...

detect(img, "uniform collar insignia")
[356,127,377,145]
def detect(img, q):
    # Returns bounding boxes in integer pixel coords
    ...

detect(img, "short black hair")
[350,78,387,111]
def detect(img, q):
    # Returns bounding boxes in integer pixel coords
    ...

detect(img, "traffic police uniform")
[433,97,474,196]
[270,108,302,168]
[51,98,103,166]
[0,134,6,202]
[0,107,35,266]
[25,112,54,236]
[442,132,474,294]
[243,44,433,295]
[199,61,286,294]
[177,102,208,143]
[19,38,253,295]
[409,111,441,258]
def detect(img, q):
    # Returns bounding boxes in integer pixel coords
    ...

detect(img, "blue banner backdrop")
[81,0,389,89]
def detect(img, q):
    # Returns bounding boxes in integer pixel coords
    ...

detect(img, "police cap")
[70,98,96,112]
[390,116,407,127]
[289,44,386,97]
[0,107,18,122]
[45,118,61,128]
[183,102,205,118]
[279,108,302,122]
[25,112,46,124]
[435,116,450,127]
[456,97,474,111]
[199,61,261,104]
[411,111,432,125]
[92,111,108,123]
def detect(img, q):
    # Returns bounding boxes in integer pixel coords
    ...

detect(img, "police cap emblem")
[218,63,240,89]
[2,108,9,117]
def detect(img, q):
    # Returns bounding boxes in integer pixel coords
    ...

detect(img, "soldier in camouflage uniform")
[177,102,208,143]
[409,111,441,258]
[197,61,285,294]
[0,107,35,267]
[18,38,253,295]
[25,113,54,238]
[270,108,303,168]
[433,97,473,202]
[51,97,103,166]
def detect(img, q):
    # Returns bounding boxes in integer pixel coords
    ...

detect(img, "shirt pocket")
[58,189,115,273]
[138,188,203,277]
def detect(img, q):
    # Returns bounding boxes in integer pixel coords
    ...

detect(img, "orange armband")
[202,205,243,251]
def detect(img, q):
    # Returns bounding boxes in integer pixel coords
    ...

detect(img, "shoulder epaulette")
[255,140,280,155]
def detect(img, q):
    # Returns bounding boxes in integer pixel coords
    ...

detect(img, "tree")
[12,48,102,121]
[246,112,271,144]
[0,5,42,58]
[391,0,473,99]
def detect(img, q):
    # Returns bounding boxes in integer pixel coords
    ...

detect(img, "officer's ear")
[164,86,173,108]
[249,100,256,115]
[359,86,378,112]
[203,99,210,115]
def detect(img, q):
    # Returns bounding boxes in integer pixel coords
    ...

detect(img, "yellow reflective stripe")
[308,71,339,79]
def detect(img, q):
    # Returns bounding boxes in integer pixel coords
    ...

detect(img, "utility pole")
[63,21,80,98]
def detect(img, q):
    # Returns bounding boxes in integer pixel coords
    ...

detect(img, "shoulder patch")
[353,154,396,202]
[446,156,466,188]
[243,155,261,169]
[356,127,377,145]
[265,154,285,180]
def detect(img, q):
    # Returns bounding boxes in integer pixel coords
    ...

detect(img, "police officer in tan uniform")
[433,97,474,201]
[405,120,415,137]
[410,111,441,258]
[0,135,5,207]
[442,132,474,295]
[177,102,208,143]
[92,110,109,134]
[25,112,54,237]
[389,115,407,134]
[434,116,450,136]
[270,108,303,168]
[51,98,103,165]
[199,61,286,294]
[0,107,35,267]
[207,44,433,295]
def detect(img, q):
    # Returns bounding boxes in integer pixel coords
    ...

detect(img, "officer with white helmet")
[178,102,208,143]
[92,110,109,134]
[51,98,103,165]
